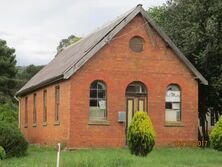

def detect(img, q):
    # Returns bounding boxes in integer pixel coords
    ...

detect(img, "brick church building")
[16,5,208,148]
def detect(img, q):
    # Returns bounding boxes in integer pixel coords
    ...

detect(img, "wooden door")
[126,97,146,128]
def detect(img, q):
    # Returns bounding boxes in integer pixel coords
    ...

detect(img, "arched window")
[126,81,147,96]
[165,84,181,123]
[89,80,107,121]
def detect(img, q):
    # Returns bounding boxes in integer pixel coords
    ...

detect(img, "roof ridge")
[60,6,137,54]
[62,6,138,75]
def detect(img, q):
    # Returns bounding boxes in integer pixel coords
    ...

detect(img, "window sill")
[42,122,47,126]
[54,121,60,126]
[32,123,37,127]
[165,122,184,127]
[88,120,110,126]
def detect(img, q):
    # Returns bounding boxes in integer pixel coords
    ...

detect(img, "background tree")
[0,39,19,130]
[0,39,17,104]
[148,0,222,131]
[16,64,44,89]
[57,34,81,52]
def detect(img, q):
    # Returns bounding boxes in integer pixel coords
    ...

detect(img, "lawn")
[0,146,222,167]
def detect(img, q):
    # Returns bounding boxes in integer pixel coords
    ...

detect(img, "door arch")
[125,81,147,128]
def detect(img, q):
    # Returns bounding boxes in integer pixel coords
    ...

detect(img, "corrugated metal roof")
[16,4,207,96]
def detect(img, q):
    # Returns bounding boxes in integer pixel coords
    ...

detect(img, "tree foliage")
[148,0,222,123]
[210,115,222,151]
[57,34,81,52]
[0,39,17,104]
[0,103,18,128]
[0,146,6,160]
[16,64,44,89]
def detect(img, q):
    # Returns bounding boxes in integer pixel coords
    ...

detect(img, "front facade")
[17,5,207,148]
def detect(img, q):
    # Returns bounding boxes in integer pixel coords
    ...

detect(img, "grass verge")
[0,146,222,167]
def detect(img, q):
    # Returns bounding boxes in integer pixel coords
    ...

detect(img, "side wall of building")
[19,80,71,145]
[68,14,199,148]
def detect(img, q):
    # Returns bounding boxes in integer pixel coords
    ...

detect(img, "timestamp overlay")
[174,140,208,147]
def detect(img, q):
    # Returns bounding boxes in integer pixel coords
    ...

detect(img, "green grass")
[0,146,222,167]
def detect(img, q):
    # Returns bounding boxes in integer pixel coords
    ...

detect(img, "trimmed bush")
[0,122,28,157]
[127,111,155,156]
[0,146,6,160]
[210,116,222,151]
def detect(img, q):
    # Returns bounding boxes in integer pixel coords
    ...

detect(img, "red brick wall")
[19,14,199,148]
[68,14,198,148]
[20,80,71,146]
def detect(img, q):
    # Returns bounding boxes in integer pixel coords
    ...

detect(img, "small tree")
[127,111,155,156]
[210,116,222,151]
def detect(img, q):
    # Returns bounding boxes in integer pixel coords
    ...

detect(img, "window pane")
[166,90,180,102]
[141,86,146,93]
[165,102,172,109]
[90,90,97,98]
[55,86,60,122]
[98,90,106,98]
[98,99,106,109]
[90,81,97,89]
[90,107,106,120]
[56,87,60,103]
[43,90,47,122]
[176,110,181,121]
[172,103,180,110]
[168,85,180,91]
[126,85,136,93]
[97,82,105,90]
[33,94,37,124]
[90,99,97,107]
[165,109,177,122]
[135,85,141,93]
[25,97,28,125]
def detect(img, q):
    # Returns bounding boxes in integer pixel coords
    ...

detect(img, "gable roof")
[16,4,208,96]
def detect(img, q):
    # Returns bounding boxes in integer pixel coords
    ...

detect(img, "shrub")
[127,111,155,156]
[0,146,6,160]
[210,116,222,151]
[0,103,18,128]
[0,122,28,157]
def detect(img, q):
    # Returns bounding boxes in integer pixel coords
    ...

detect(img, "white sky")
[0,0,166,66]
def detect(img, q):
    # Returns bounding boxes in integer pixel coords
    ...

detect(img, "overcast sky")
[0,0,166,66]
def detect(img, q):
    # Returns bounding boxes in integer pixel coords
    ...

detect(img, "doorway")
[126,81,147,128]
